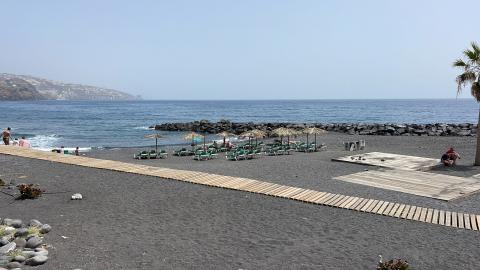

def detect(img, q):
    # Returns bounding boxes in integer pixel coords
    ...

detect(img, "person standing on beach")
[2,127,11,145]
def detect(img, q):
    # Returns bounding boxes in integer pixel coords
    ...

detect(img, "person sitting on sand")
[12,138,19,146]
[2,127,11,145]
[446,147,460,164]
[441,147,460,166]
[19,136,31,148]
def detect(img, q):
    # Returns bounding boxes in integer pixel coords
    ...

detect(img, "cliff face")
[0,73,138,101]
[0,77,45,100]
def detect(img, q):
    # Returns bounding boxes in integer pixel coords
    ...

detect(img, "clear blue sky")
[1,0,478,100]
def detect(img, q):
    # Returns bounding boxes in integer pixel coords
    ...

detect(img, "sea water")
[0,99,477,149]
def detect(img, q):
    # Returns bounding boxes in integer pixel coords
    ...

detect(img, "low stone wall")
[153,120,477,136]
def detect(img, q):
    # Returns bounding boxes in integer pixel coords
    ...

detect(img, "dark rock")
[25,255,48,266]
[39,224,51,234]
[25,236,42,249]
[28,220,42,227]
[1,219,12,226]
[14,228,28,237]
[0,239,9,247]
[9,220,22,229]
[13,238,26,248]
[5,261,22,269]
[12,255,25,263]
[0,243,16,255]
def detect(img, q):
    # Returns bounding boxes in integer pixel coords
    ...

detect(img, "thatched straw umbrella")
[272,127,299,145]
[184,132,204,150]
[216,131,235,147]
[241,129,266,146]
[144,133,165,153]
[303,127,327,150]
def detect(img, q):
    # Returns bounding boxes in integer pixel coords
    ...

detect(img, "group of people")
[2,127,31,148]
[3,127,82,155]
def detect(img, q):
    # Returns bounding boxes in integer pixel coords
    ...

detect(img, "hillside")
[0,73,138,101]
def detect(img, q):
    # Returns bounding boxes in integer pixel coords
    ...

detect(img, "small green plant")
[377,258,411,270]
[0,225,14,240]
[27,226,41,237]
[0,226,7,237]
[7,249,24,258]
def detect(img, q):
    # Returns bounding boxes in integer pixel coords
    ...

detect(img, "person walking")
[2,127,11,145]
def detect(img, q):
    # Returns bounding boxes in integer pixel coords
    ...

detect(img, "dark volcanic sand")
[1,133,480,269]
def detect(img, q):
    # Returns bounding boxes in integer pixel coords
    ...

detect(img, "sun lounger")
[226,151,238,161]
[174,148,193,156]
[134,150,149,159]
[149,150,158,159]
[158,149,168,159]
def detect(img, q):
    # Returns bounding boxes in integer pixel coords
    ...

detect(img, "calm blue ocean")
[0,99,477,150]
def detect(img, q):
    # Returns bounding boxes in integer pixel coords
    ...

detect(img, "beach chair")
[158,149,168,159]
[134,150,149,159]
[209,150,218,159]
[236,149,247,160]
[149,150,158,159]
[194,151,211,161]
[316,143,327,151]
[226,151,238,161]
[265,147,276,156]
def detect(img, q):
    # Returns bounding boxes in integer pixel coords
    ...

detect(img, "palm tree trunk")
[475,107,480,165]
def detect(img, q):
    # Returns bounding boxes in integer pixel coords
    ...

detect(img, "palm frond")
[456,71,478,95]
[463,49,478,62]
[471,82,480,102]
[453,59,468,69]
[471,42,480,55]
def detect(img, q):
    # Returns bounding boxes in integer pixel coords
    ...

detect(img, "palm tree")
[453,41,480,165]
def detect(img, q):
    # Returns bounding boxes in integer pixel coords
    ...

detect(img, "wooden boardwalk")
[332,152,440,171]
[1,146,479,232]
[334,169,480,201]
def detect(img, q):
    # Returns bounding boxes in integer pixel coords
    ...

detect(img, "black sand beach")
[2,133,480,269]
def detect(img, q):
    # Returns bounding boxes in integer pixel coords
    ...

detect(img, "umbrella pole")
[306,134,309,152]
[156,138,158,153]
[315,134,317,152]
[204,135,206,150]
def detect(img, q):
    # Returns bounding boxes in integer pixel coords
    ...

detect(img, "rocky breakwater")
[153,120,477,136]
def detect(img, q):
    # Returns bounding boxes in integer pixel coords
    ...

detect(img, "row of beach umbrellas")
[145,127,326,150]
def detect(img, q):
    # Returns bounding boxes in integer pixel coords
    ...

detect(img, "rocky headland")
[153,120,477,136]
[0,73,138,101]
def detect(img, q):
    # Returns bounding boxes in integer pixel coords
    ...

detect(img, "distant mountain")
[0,73,139,101]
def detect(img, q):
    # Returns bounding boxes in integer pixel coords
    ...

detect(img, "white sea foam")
[134,126,153,130]
[30,134,60,150]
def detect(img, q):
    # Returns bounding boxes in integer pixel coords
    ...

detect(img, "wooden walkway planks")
[334,169,480,201]
[332,152,440,171]
[0,146,479,232]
